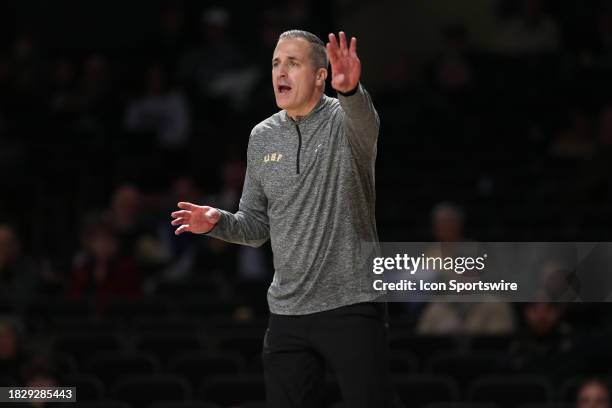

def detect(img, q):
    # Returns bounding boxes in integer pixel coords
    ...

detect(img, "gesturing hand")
[327,31,361,94]
[171,202,221,235]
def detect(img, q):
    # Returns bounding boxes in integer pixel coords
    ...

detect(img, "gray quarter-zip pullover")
[206,83,382,315]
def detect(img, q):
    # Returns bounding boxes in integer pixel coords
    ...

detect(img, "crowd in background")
[1,0,612,406]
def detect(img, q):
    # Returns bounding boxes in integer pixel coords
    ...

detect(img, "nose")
[277,63,288,78]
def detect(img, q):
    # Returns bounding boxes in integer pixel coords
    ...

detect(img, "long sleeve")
[337,82,380,163]
[204,140,270,248]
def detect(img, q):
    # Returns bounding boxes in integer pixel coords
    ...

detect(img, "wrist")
[338,83,359,97]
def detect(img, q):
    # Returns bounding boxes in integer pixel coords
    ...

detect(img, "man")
[171,30,394,408]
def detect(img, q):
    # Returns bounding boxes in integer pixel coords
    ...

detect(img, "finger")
[175,224,191,235]
[171,210,191,219]
[328,33,338,54]
[349,36,357,56]
[171,217,184,226]
[177,202,198,211]
[326,42,337,65]
[339,31,347,53]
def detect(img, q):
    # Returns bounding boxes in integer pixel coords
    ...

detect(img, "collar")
[283,93,328,126]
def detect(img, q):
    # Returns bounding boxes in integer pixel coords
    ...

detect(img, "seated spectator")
[417,203,516,334]
[0,317,26,382]
[497,0,560,55]
[549,108,596,159]
[124,63,191,150]
[69,213,142,311]
[577,378,610,408]
[0,224,51,311]
[502,302,592,380]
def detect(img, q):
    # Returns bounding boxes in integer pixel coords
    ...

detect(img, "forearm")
[338,83,380,159]
[205,208,270,248]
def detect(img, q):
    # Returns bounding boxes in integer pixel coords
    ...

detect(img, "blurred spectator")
[48,58,78,117]
[0,317,25,382]
[106,184,167,271]
[417,202,516,335]
[177,7,259,112]
[69,213,142,310]
[497,0,560,55]
[432,202,465,243]
[431,24,475,94]
[149,4,190,71]
[72,54,116,139]
[577,378,610,408]
[154,176,205,282]
[574,105,612,204]
[549,107,596,159]
[417,300,516,335]
[125,63,191,150]
[21,366,58,407]
[0,224,48,310]
[502,302,592,379]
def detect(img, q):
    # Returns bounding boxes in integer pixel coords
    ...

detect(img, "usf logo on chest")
[264,153,283,162]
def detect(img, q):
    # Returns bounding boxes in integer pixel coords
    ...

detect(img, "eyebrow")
[272,56,301,63]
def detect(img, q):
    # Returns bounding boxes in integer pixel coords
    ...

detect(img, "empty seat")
[54,333,124,360]
[177,298,238,317]
[238,401,267,408]
[168,351,245,386]
[214,330,266,361]
[156,280,217,297]
[53,352,79,375]
[469,335,513,352]
[426,352,504,386]
[60,374,106,401]
[136,333,203,362]
[389,350,419,374]
[148,402,221,408]
[111,375,192,407]
[0,376,16,386]
[393,375,461,407]
[85,352,161,384]
[131,316,201,334]
[106,297,171,320]
[389,334,457,357]
[56,401,132,408]
[423,404,500,408]
[50,316,124,335]
[518,404,573,408]
[200,374,265,406]
[26,297,92,322]
[468,376,553,408]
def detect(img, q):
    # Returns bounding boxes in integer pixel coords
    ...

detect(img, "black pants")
[262,302,396,408]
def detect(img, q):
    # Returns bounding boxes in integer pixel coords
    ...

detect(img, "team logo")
[264,153,283,162]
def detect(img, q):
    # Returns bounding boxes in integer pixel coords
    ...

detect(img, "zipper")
[295,123,302,174]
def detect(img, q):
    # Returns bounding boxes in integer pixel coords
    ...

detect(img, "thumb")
[205,208,221,224]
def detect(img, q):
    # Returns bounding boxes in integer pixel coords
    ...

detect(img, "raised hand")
[326,31,361,94]
[171,202,221,235]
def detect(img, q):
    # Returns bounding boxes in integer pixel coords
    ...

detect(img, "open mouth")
[278,85,292,93]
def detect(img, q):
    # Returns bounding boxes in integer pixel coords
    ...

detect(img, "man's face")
[578,382,610,408]
[272,38,323,116]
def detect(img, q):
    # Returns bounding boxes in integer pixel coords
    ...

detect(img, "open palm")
[171,202,220,235]
[327,31,361,94]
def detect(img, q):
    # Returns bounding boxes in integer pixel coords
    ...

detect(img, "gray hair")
[278,30,329,70]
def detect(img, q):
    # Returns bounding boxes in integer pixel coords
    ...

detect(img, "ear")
[316,68,328,86]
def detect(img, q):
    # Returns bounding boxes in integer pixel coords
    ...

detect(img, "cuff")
[202,208,222,235]
[338,83,360,97]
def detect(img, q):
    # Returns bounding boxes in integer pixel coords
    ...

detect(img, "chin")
[275,98,290,110]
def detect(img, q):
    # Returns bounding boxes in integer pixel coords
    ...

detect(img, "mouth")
[278,85,292,94]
